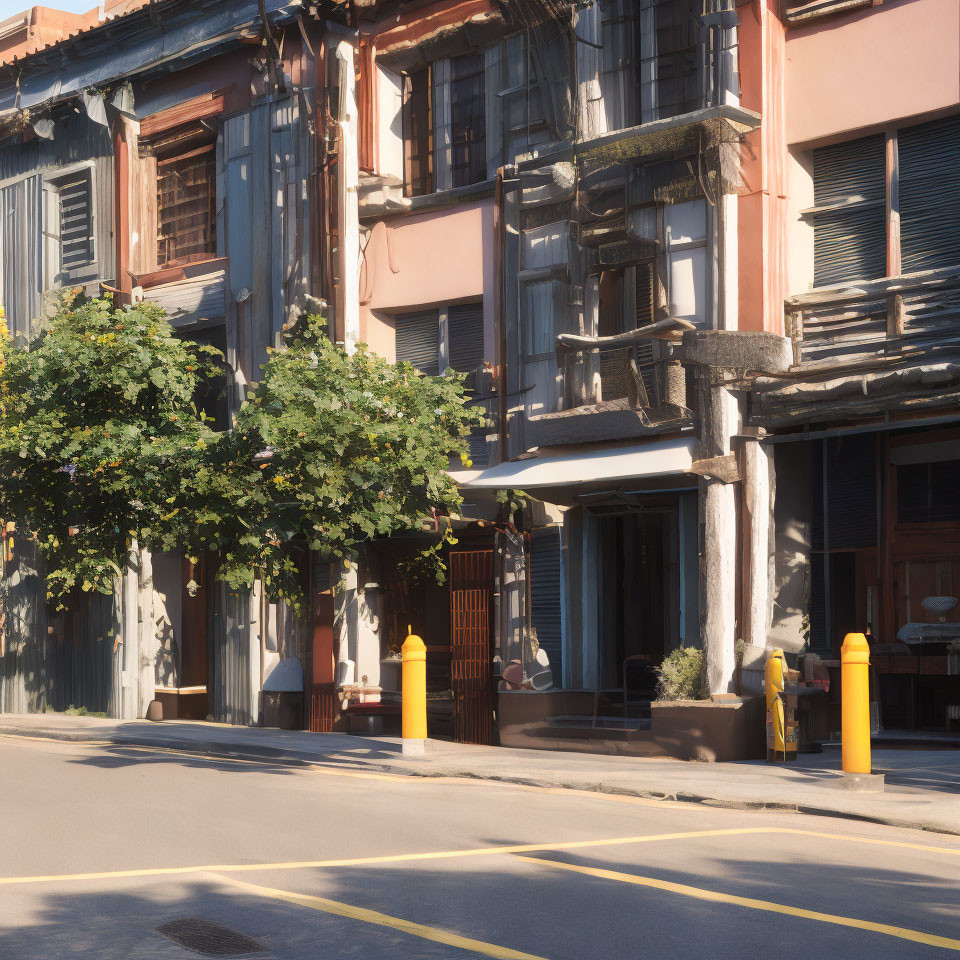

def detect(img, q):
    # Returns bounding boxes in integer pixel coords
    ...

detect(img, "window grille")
[157,145,217,267]
[403,67,433,197]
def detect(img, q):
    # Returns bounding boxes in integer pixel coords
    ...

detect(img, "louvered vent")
[57,173,94,271]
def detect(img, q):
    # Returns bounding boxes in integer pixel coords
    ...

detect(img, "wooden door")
[308,558,336,732]
[450,549,494,744]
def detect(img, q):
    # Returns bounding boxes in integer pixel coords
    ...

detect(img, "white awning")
[462,437,698,490]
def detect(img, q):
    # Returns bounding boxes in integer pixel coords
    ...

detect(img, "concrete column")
[120,543,140,719]
[248,580,262,725]
[137,547,156,718]
[699,380,740,695]
[742,435,773,653]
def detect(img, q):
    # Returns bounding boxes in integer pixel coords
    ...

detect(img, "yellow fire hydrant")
[841,632,871,774]
[765,648,796,761]
[401,628,427,757]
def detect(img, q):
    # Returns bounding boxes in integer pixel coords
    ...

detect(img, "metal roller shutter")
[813,135,886,287]
[530,527,563,686]
[448,302,485,372]
[898,114,960,274]
[395,309,440,375]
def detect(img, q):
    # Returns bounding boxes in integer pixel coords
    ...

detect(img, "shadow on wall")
[1,547,122,717]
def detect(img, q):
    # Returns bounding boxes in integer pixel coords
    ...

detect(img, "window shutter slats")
[395,309,440,375]
[898,115,960,274]
[57,173,94,272]
[813,135,886,287]
[530,526,563,686]
[448,302,485,372]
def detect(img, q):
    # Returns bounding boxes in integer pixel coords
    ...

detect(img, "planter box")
[650,697,765,762]
[497,690,765,761]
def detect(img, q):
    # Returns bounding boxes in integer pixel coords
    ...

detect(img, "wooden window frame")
[155,140,218,270]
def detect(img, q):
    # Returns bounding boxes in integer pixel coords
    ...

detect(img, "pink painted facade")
[785,0,960,148]
[740,0,960,320]
[359,201,496,363]
[737,0,788,335]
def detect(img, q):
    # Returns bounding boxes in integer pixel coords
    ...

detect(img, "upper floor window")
[42,167,96,286]
[394,301,485,375]
[403,54,486,197]
[157,141,217,268]
[590,0,731,133]
[810,114,960,287]
[449,55,486,188]
[403,67,433,197]
[394,302,489,465]
[811,135,886,288]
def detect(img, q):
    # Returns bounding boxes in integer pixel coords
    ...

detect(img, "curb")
[2,725,958,839]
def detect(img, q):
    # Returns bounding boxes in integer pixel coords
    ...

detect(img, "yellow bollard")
[841,632,871,774]
[401,627,427,755]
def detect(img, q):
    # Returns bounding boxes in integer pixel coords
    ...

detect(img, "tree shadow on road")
[2,844,959,960]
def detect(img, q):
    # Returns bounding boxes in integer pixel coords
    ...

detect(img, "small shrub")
[656,646,706,701]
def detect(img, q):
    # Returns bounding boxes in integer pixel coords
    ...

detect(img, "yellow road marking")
[517,856,960,953]
[0,829,760,886]
[2,826,957,888]
[213,874,549,960]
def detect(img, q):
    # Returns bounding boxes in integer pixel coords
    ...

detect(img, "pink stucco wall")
[738,0,787,334]
[359,199,495,362]
[786,0,960,147]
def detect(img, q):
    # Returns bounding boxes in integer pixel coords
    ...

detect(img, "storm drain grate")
[155,917,265,956]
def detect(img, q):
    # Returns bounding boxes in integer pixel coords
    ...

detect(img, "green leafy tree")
[183,314,483,608]
[0,293,221,602]
[0,299,482,612]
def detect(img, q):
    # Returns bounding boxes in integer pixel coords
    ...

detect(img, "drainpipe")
[335,39,360,353]
[494,169,508,461]
[111,115,134,306]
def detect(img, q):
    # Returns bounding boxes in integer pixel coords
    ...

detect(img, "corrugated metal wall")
[0,114,113,338]
[210,584,253,725]
[0,546,122,716]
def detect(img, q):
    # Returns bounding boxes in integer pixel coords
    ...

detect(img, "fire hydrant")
[401,628,427,757]
[765,648,796,761]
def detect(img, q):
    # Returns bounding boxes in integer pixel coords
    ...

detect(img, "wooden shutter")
[812,135,886,287]
[395,309,440,374]
[530,526,563,686]
[898,115,960,275]
[57,172,94,271]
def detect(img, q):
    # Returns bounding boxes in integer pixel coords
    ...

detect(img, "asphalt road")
[1,735,959,960]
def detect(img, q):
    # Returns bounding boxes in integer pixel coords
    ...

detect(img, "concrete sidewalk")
[2,712,959,836]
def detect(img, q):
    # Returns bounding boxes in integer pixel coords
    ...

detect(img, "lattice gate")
[449,549,494,745]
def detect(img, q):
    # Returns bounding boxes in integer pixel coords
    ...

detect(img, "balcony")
[784,265,960,369]
[526,321,694,449]
[137,258,228,329]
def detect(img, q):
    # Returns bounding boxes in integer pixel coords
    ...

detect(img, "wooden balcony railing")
[556,319,694,415]
[784,265,960,368]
